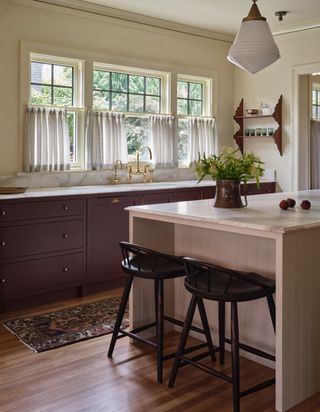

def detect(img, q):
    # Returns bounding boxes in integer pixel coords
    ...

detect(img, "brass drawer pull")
[63,205,69,211]
[1,210,5,216]
[63,233,68,239]
[110,198,120,203]
[1,277,6,283]
[63,267,68,272]
[1,241,6,247]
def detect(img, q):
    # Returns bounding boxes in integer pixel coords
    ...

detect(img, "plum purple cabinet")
[86,194,140,287]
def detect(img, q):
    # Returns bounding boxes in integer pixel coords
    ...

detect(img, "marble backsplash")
[0,168,276,189]
[0,167,196,189]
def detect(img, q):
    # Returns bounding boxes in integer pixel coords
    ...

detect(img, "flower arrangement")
[194,147,264,186]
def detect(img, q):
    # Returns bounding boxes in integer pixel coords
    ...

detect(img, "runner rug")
[3,297,128,353]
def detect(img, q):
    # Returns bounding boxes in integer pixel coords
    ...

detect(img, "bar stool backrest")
[119,241,184,278]
[182,257,275,302]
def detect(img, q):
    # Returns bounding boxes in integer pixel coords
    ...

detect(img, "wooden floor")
[1,289,320,412]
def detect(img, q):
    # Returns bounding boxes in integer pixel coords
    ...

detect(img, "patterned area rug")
[3,297,128,353]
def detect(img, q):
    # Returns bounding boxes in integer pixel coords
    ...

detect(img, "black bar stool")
[168,257,276,412]
[108,242,218,383]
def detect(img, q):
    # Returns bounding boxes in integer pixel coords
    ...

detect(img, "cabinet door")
[87,194,140,284]
[141,192,170,205]
[241,182,275,195]
[201,186,215,200]
[169,189,202,202]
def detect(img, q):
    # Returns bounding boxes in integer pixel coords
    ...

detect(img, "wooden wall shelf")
[233,95,282,155]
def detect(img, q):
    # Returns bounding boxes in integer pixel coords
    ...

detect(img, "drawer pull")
[1,277,6,283]
[63,233,68,239]
[110,198,120,203]
[63,205,69,211]
[63,267,68,272]
[1,241,6,247]
[1,210,5,216]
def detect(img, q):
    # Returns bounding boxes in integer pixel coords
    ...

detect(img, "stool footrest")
[224,338,275,362]
[240,378,275,398]
[178,355,233,383]
[130,322,156,334]
[164,316,207,335]
[163,342,211,361]
[118,329,157,348]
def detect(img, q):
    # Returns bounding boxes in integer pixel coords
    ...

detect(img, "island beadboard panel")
[0,182,275,311]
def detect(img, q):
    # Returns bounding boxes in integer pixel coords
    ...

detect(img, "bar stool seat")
[108,242,218,383]
[169,257,276,412]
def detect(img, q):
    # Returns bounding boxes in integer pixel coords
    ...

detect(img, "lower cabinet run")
[0,182,275,311]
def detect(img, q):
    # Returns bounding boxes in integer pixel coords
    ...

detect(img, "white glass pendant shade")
[227,1,280,74]
[228,21,280,74]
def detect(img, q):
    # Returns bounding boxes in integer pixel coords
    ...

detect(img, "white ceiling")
[69,0,320,35]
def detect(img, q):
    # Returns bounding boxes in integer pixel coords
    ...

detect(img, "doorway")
[293,63,320,190]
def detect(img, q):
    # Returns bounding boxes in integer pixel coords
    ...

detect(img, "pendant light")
[227,0,280,74]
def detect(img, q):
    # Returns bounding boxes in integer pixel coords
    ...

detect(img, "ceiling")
[42,0,320,36]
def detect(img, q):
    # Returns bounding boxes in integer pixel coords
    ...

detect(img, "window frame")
[28,52,84,169]
[177,74,213,167]
[93,63,170,115]
[92,63,170,163]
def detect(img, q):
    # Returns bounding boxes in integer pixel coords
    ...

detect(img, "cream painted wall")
[0,1,234,175]
[234,28,320,192]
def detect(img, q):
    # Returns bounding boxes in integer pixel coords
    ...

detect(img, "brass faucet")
[128,146,153,183]
[111,159,122,185]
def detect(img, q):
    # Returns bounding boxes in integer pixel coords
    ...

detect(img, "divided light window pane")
[92,69,161,114]
[312,89,320,119]
[177,80,203,116]
[126,117,149,161]
[30,61,74,106]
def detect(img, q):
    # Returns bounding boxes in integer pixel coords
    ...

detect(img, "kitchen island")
[127,190,320,412]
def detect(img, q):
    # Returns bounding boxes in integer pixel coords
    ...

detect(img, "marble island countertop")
[127,189,320,234]
[0,178,273,200]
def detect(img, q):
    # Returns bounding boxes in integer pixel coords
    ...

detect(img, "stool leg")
[196,297,216,361]
[267,294,276,332]
[219,301,225,365]
[231,302,240,412]
[108,275,133,358]
[155,278,164,383]
[168,295,197,388]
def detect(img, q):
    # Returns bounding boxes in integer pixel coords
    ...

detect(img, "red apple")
[279,200,289,210]
[300,200,311,210]
[286,198,296,208]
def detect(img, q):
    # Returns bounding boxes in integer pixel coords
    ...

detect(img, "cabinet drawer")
[0,199,83,222]
[0,220,83,260]
[0,253,83,296]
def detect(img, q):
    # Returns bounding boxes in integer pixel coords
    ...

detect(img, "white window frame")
[177,74,213,167]
[92,63,170,163]
[28,52,85,170]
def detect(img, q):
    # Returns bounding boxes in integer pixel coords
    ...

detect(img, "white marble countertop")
[0,178,273,200]
[0,180,214,200]
[127,189,320,234]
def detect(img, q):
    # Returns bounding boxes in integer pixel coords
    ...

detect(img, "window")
[312,88,320,119]
[177,80,203,116]
[93,64,168,162]
[93,70,161,113]
[29,53,83,167]
[177,75,212,165]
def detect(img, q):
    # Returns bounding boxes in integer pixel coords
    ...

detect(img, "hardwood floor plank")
[1,289,319,411]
